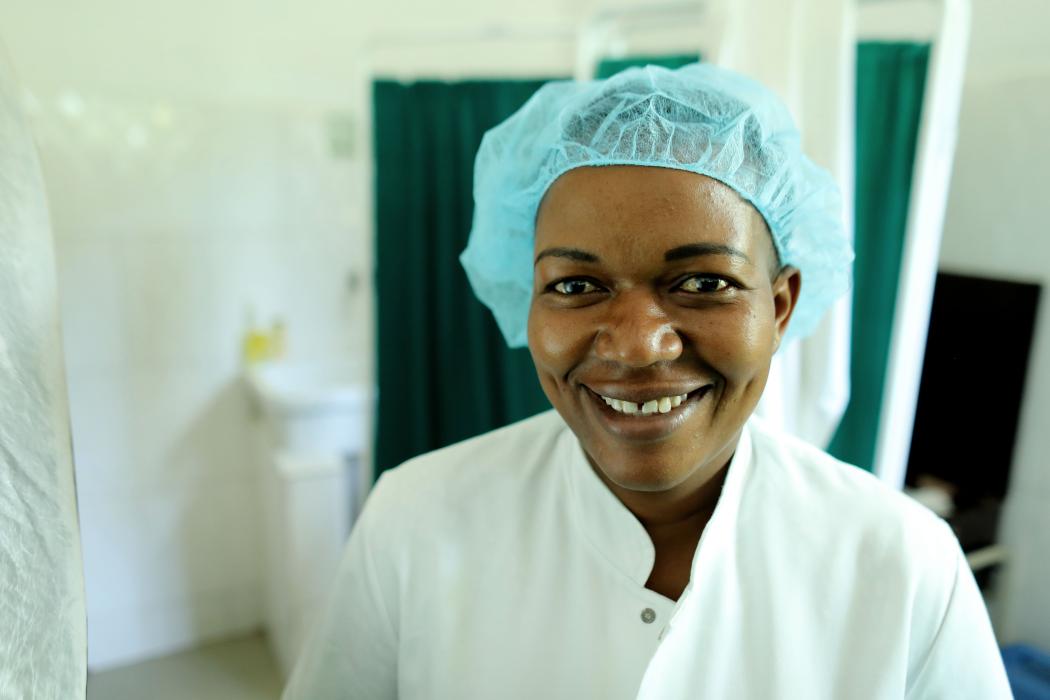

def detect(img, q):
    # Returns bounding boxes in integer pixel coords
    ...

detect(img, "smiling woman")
[529,167,800,600]
[284,64,1010,700]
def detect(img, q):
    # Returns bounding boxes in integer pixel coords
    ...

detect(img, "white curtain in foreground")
[712,0,856,449]
[0,45,87,698]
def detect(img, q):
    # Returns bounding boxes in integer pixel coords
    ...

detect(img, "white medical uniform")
[283,410,1011,700]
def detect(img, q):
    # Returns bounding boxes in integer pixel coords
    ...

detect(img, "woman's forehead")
[535,166,772,264]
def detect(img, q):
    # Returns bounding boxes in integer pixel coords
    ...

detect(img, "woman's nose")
[593,291,684,367]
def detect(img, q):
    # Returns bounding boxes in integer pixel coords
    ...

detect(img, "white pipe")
[574,1,713,81]
[857,0,942,41]
[574,20,615,81]
[364,24,576,51]
[966,544,1008,573]
[592,1,707,22]
[873,0,971,489]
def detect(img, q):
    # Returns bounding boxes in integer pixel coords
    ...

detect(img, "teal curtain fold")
[372,80,557,478]
[595,54,700,79]
[828,42,931,470]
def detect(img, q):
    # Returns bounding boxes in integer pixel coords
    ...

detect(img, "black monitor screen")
[905,272,1041,506]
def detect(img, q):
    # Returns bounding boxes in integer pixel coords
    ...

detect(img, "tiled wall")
[31,93,371,669]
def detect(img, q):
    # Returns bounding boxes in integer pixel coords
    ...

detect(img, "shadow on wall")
[79,375,264,668]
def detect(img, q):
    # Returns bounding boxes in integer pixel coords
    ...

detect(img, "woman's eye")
[551,279,600,295]
[677,275,730,293]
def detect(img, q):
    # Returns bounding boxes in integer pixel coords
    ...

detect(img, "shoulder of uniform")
[746,416,959,572]
[364,408,565,520]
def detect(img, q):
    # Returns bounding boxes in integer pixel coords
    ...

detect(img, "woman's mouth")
[581,385,712,441]
[581,384,713,440]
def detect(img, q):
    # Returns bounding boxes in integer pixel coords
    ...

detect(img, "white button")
[641,608,656,624]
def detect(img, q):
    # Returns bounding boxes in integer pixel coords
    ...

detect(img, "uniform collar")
[561,421,755,588]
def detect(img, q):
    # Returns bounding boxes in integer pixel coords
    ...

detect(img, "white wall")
[28,92,372,669]
[0,0,583,671]
[2,3,374,669]
[938,0,1050,649]
[0,0,576,103]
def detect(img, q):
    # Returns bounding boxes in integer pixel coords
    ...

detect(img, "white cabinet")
[247,363,372,678]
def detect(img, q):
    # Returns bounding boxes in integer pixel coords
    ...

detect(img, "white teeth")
[600,392,690,415]
[600,394,688,415]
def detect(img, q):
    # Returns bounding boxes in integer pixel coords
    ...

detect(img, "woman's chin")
[596,462,691,494]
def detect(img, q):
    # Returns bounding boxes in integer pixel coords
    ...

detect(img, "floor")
[86,634,284,700]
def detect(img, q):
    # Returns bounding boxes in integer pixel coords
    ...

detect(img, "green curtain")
[372,80,557,478]
[828,43,930,469]
[595,54,700,79]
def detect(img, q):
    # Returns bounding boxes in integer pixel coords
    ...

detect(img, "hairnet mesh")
[460,62,853,348]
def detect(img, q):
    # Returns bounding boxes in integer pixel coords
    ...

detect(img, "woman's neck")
[596,441,735,529]
[591,442,736,601]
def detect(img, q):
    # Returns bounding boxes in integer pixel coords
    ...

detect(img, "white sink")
[247,362,373,678]
[247,362,372,455]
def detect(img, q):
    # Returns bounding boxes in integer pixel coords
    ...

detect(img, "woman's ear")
[771,266,802,352]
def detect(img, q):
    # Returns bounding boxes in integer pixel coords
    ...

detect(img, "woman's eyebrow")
[534,247,600,266]
[664,243,751,264]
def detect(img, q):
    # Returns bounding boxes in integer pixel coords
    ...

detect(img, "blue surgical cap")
[460,62,853,348]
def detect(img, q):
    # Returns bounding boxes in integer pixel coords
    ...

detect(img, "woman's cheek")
[695,310,767,381]
[529,309,591,372]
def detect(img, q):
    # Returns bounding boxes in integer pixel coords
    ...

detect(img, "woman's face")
[528,166,800,493]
